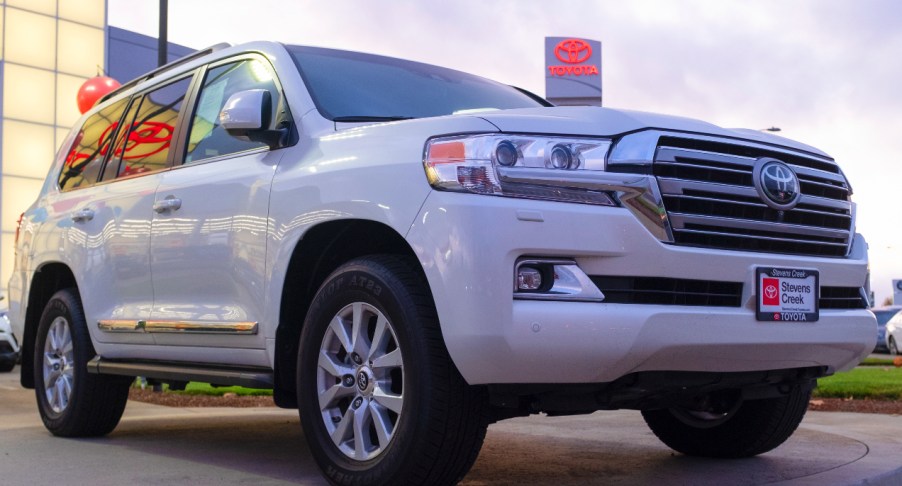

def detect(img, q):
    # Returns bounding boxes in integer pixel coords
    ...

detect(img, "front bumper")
[407,191,875,385]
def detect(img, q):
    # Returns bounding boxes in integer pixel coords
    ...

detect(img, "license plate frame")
[755,267,819,322]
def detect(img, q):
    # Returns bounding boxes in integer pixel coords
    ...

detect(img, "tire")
[297,255,487,486]
[0,358,15,372]
[33,288,131,437]
[641,385,811,458]
[890,337,898,356]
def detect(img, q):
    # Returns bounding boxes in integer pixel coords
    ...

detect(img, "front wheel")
[641,385,811,458]
[297,256,487,485]
[889,336,898,356]
[34,289,131,437]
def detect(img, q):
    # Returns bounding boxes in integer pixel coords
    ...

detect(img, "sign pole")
[158,0,168,67]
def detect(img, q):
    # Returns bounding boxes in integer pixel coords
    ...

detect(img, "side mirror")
[219,89,286,149]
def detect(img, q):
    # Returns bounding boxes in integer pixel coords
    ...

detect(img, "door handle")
[153,196,182,213]
[70,208,95,223]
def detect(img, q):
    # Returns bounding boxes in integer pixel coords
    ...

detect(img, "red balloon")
[76,76,121,114]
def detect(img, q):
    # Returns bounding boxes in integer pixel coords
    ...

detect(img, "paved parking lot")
[1,368,900,485]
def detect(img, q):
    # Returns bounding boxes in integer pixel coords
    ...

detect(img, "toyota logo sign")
[752,157,801,210]
[545,36,602,105]
[555,39,592,64]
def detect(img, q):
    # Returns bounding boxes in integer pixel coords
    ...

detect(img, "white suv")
[7,41,876,485]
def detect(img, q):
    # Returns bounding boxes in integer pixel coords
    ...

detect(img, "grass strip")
[859,357,896,366]
[815,366,902,400]
[172,382,273,397]
[132,380,273,397]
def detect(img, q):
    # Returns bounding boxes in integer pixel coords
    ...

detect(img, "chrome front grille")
[652,136,853,257]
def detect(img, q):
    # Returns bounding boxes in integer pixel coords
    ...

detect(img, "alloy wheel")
[316,302,404,460]
[43,317,75,414]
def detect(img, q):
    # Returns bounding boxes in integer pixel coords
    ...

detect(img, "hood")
[474,106,830,158]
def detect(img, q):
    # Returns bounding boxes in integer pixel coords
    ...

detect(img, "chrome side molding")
[98,320,258,335]
[97,320,144,332]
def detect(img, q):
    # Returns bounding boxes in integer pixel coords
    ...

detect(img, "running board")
[87,357,274,389]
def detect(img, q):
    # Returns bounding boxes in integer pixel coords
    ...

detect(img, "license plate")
[756,267,819,322]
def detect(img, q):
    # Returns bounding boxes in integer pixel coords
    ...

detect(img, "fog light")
[517,266,543,291]
[514,258,605,302]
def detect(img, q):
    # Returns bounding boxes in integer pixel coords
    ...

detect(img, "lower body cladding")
[407,191,876,387]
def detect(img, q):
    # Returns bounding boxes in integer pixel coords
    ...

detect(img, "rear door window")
[59,98,129,191]
[110,76,194,178]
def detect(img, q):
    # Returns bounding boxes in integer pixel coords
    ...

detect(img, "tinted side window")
[113,76,193,177]
[185,59,281,163]
[59,98,129,191]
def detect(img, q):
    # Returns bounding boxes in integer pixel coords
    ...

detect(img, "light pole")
[158,0,168,67]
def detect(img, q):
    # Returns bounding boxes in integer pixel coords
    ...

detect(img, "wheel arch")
[273,219,426,408]
[20,262,79,389]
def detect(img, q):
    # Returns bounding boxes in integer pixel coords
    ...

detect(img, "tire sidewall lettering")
[349,275,382,296]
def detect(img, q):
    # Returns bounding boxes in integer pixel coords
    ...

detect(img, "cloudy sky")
[109,0,902,304]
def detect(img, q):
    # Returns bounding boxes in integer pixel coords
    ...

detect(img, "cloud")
[108,0,902,302]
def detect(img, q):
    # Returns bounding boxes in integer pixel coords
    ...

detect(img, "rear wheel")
[641,385,811,458]
[890,336,898,356]
[297,256,487,485]
[0,358,15,373]
[34,289,131,437]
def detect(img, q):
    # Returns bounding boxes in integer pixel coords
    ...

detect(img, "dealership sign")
[545,37,602,106]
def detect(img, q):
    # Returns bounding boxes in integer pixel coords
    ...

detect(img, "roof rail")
[98,42,232,105]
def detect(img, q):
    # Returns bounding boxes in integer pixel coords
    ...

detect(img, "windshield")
[286,45,545,121]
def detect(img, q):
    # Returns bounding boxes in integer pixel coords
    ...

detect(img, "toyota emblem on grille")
[753,157,801,210]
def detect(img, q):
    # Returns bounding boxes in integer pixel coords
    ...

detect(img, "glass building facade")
[0,1,192,289]
[1,0,106,289]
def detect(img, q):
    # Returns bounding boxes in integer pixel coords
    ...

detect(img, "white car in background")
[0,296,19,372]
[885,311,902,355]
[872,305,902,353]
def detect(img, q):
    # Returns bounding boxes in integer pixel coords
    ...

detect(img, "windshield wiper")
[332,115,416,122]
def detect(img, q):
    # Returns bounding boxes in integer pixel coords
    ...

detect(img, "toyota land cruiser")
[7,41,876,485]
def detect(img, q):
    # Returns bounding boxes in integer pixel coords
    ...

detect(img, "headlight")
[423,134,616,206]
